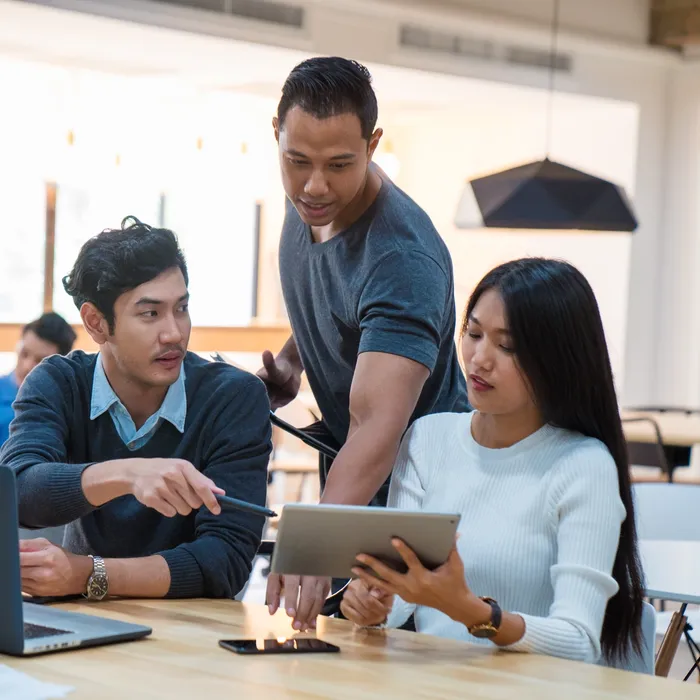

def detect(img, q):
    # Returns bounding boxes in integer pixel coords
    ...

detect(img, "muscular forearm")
[320,422,401,505]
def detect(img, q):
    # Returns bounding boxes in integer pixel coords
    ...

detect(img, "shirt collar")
[90,354,187,433]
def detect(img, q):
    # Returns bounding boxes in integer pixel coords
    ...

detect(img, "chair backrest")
[622,416,669,472]
[598,601,656,674]
[633,483,700,540]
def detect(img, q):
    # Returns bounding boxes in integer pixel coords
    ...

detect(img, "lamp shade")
[455,158,638,232]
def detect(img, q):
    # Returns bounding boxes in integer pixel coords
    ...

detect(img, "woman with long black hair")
[341,258,645,668]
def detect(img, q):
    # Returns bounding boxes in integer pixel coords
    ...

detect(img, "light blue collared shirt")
[90,355,186,451]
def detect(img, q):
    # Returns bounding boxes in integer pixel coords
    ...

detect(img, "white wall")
[651,63,700,407]
[386,89,638,388]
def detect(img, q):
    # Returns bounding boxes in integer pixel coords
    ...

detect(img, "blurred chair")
[623,415,671,482]
[633,482,700,677]
[624,407,700,482]
[600,601,655,674]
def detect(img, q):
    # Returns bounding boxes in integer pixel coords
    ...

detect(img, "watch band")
[482,597,502,629]
[467,597,502,639]
[85,555,109,601]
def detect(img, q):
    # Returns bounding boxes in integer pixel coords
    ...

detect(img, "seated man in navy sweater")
[0,216,271,601]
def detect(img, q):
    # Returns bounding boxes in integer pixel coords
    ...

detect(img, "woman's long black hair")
[463,257,644,664]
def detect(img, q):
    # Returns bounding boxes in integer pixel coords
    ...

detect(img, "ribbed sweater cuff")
[160,547,204,598]
[503,613,597,663]
[25,463,95,526]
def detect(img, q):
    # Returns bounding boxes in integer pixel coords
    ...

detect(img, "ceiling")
[0,0,547,115]
[0,0,635,126]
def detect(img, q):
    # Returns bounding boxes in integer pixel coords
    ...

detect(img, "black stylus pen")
[216,494,277,518]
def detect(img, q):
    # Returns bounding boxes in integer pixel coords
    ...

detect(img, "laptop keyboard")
[24,622,71,640]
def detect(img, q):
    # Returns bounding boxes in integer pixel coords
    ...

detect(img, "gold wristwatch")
[467,597,502,639]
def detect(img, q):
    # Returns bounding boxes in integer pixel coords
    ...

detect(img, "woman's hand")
[340,578,393,626]
[351,538,476,622]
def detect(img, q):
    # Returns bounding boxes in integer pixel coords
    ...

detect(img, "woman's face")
[461,289,536,418]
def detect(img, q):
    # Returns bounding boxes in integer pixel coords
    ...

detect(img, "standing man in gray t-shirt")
[259,56,468,631]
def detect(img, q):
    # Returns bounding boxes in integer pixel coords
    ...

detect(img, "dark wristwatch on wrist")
[467,597,502,639]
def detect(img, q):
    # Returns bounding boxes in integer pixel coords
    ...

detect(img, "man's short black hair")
[277,56,378,141]
[62,216,188,333]
[23,312,76,356]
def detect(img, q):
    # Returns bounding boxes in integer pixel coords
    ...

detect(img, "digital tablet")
[270,504,460,579]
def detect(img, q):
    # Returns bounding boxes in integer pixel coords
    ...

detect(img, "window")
[0,174,46,323]
[163,184,257,327]
[52,182,162,322]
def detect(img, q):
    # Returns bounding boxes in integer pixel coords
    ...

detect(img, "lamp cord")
[545,0,561,158]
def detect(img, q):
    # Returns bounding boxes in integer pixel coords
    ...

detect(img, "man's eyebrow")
[135,293,189,306]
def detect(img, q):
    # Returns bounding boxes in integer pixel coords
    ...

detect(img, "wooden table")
[622,411,700,447]
[641,540,700,604]
[1,600,695,698]
[622,411,700,481]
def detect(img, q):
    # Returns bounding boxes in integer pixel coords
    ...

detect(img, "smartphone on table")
[219,638,340,655]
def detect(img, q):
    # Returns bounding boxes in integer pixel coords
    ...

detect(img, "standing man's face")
[273,106,381,228]
[15,331,60,386]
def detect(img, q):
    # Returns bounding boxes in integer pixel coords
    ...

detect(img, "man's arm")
[0,361,97,528]
[21,375,272,600]
[2,360,224,526]
[257,334,304,410]
[321,249,452,504]
[156,376,272,599]
[320,351,429,505]
[20,539,171,598]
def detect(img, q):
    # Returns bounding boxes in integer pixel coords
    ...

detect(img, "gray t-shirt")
[279,177,468,447]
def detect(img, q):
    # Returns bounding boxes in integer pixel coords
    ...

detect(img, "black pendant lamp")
[455,0,638,232]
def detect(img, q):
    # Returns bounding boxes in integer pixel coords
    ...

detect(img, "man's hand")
[124,459,225,518]
[340,578,393,627]
[266,573,331,631]
[257,349,302,410]
[20,538,93,597]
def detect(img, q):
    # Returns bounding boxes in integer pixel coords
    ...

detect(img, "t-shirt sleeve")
[357,251,449,373]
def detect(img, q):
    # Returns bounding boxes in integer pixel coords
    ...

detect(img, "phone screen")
[219,638,340,655]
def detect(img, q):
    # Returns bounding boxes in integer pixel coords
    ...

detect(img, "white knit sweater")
[386,411,625,663]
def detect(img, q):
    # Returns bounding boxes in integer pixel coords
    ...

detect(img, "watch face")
[88,576,108,599]
[470,625,497,639]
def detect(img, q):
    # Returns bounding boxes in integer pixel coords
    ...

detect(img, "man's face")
[102,267,191,390]
[274,106,380,227]
[15,331,60,386]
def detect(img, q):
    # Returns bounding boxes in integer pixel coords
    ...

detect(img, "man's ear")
[80,303,109,346]
[272,116,280,143]
[367,127,383,160]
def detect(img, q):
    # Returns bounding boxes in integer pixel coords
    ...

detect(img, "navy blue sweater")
[0,351,271,599]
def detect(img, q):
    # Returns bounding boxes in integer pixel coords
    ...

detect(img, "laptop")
[0,467,152,656]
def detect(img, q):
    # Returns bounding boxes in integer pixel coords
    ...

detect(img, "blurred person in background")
[0,312,76,445]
